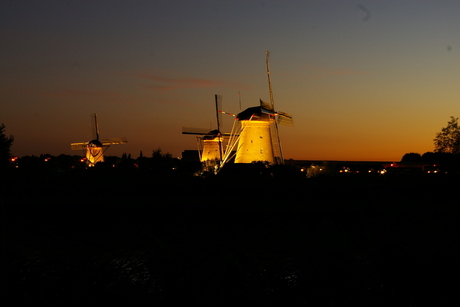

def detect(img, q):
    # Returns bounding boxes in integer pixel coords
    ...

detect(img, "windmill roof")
[237,99,275,121]
[88,139,103,147]
[237,106,274,121]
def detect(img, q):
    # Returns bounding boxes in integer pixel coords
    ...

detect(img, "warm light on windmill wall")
[235,120,274,164]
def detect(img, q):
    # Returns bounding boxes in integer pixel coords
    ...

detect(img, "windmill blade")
[270,121,284,164]
[277,111,294,126]
[70,142,89,150]
[218,110,237,117]
[266,50,275,110]
[215,94,223,132]
[260,99,274,112]
[101,137,128,146]
[91,113,100,140]
[214,94,224,163]
[182,127,211,135]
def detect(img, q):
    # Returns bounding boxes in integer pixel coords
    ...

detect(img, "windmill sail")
[101,137,128,146]
[277,111,294,126]
[70,142,89,150]
[91,113,100,141]
[182,127,212,135]
[260,99,274,112]
[215,94,223,133]
[270,122,283,164]
[266,50,275,109]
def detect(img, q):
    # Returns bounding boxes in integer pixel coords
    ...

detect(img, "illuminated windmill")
[221,51,293,166]
[182,95,231,174]
[70,114,127,167]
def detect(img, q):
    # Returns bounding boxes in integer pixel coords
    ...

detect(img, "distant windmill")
[221,51,293,166]
[70,114,127,167]
[182,95,231,174]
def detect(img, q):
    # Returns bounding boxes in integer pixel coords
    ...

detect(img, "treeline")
[8,149,202,176]
[401,151,460,172]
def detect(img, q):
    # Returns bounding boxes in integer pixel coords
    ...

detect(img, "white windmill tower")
[182,95,231,174]
[70,114,127,167]
[221,51,293,167]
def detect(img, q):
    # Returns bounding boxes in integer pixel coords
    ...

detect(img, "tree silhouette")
[0,123,14,169]
[434,116,460,154]
[151,148,176,174]
[401,152,422,163]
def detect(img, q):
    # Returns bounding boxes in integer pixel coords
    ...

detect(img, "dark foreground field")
[3,169,460,306]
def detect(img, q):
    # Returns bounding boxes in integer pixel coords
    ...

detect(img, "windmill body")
[85,139,105,166]
[182,95,229,174]
[70,114,127,167]
[234,105,276,164]
[201,130,224,162]
[182,128,227,174]
[221,51,293,168]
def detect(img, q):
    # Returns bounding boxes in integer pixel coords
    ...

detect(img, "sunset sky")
[2,0,460,161]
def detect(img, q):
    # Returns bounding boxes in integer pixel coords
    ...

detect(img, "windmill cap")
[237,106,274,121]
[88,139,103,147]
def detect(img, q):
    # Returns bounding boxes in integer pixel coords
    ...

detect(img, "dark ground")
[2,169,460,306]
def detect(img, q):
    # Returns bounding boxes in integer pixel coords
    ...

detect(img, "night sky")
[2,0,460,161]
